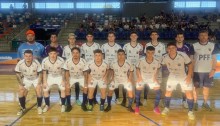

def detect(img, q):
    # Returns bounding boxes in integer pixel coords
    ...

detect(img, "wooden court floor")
[1,75,220,126]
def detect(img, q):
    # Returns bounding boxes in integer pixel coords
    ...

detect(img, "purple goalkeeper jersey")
[44,44,63,57]
[176,43,193,56]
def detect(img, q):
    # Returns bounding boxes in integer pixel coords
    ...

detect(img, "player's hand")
[61,80,65,87]
[185,75,192,85]
[19,84,25,90]
[209,70,215,78]
[137,78,143,84]
[43,83,48,89]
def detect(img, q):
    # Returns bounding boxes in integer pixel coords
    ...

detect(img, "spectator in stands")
[0,22,3,34]
[44,33,63,57]
[17,30,45,61]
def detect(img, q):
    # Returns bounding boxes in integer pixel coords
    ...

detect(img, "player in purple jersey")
[175,32,193,109]
[44,33,63,57]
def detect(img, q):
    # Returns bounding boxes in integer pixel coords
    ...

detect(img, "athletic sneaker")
[121,101,126,107]
[188,111,195,120]
[183,101,189,109]
[87,105,93,112]
[143,99,147,106]
[17,108,26,116]
[37,107,43,115]
[193,103,198,111]
[202,103,212,111]
[61,105,65,112]
[139,101,143,106]
[135,107,140,114]
[104,105,111,112]
[161,107,169,116]
[66,105,72,112]
[76,99,82,106]
[43,105,49,113]
[81,104,87,111]
[127,106,134,113]
[93,99,99,105]
[159,100,165,108]
[154,107,161,114]
[100,105,104,112]
[115,99,121,105]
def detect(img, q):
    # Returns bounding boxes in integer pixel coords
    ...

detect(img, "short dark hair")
[50,33,58,37]
[130,31,138,35]
[24,50,33,55]
[48,47,57,53]
[150,30,158,35]
[93,49,102,54]
[108,31,115,36]
[87,31,94,36]
[199,30,208,34]
[176,31,184,37]
[71,47,81,53]
[167,42,176,47]
[146,46,155,51]
[117,49,125,54]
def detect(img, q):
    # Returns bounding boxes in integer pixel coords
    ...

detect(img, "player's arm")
[153,68,159,83]
[209,54,217,78]
[37,72,43,85]
[42,70,48,88]
[109,69,114,84]
[15,72,23,86]
[136,68,142,83]
[65,70,70,86]
[83,70,88,88]
[102,68,109,84]
[61,69,66,86]
[128,70,133,83]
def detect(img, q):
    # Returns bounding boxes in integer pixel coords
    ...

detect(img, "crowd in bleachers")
[75,11,220,40]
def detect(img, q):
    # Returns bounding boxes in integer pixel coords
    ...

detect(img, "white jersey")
[81,42,100,62]
[42,56,64,77]
[88,60,109,80]
[62,45,80,60]
[123,43,143,65]
[192,42,215,72]
[136,58,160,81]
[144,42,166,60]
[15,59,42,80]
[111,60,133,84]
[161,51,191,77]
[101,43,121,65]
[63,58,88,79]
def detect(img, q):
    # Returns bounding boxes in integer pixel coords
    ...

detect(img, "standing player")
[161,42,195,120]
[17,30,44,61]
[15,50,43,115]
[81,32,100,104]
[143,30,166,106]
[42,47,66,113]
[63,47,89,112]
[62,33,80,60]
[123,31,143,106]
[135,46,161,114]
[192,30,217,111]
[105,49,134,112]
[87,49,108,111]
[44,33,63,57]
[101,31,122,104]
[175,32,193,109]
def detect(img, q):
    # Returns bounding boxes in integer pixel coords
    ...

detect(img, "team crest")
[124,71,126,74]
[57,67,60,69]
[209,48,211,51]
[107,49,109,52]
[71,67,74,70]
[33,70,36,72]
[178,63,181,66]
[153,67,155,70]
[158,50,161,53]
[102,70,105,73]
[136,51,139,54]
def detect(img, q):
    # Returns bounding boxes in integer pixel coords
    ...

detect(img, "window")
[46,3,59,9]
[201,1,216,8]
[174,1,185,8]
[105,2,120,8]
[15,3,28,9]
[1,3,14,9]
[76,2,91,8]
[60,3,74,9]
[185,1,200,8]
[35,3,46,9]
[91,2,105,9]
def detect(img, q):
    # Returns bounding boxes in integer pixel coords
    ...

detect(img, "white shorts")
[23,77,39,90]
[136,80,160,89]
[69,78,84,87]
[44,75,65,91]
[88,80,107,89]
[109,81,133,91]
[166,76,193,91]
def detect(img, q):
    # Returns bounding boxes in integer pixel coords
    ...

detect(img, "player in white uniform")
[143,30,166,106]
[42,47,66,113]
[123,31,143,106]
[81,32,100,104]
[135,46,161,114]
[192,30,217,111]
[15,50,43,115]
[101,31,122,104]
[63,47,89,112]
[106,49,134,112]
[161,42,195,120]
[62,33,80,60]
[87,49,109,112]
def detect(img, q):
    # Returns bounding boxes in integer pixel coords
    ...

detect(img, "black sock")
[89,99,93,105]
[182,93,186,101]
[144,85,149,99]
[82,93,87,105]
[61,97,66,105]
[101,98,105,105]
[66,95,71,105]
[75,83,80,100]
[37,97,43,107]
[93,86,98,101]
[19,96,26,109]
[44,97,50,106]
[114,88,119,99]
[107,96,112,106]
[58,90,61,99]
[122,87,127,102]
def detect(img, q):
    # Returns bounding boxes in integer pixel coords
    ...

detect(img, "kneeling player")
[135,46,161,114]
[15,50,43,115]
[63,47,89,112]
[42,47,66,113]
[106,49,134,112]
[161,42,195,120]
[87,49,109,112]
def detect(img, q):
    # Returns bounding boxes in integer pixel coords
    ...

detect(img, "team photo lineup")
[14,28,219,122]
